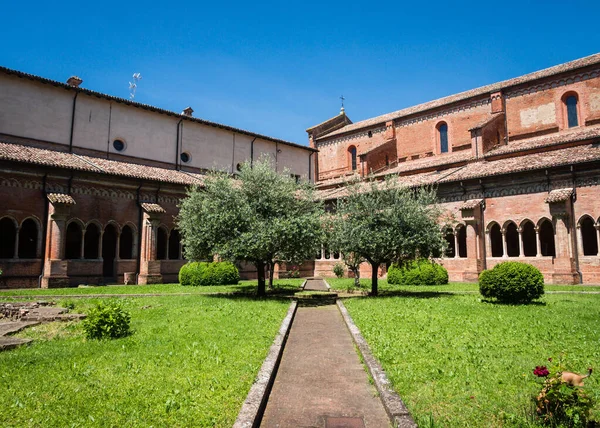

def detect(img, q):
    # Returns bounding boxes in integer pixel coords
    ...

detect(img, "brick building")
[0,67,316,288]
[309,52,600,284]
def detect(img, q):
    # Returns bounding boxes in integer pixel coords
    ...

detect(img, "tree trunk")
[268,261,275,289]
[256,260,266,296]
[353,268,360,288]
[370,262,379,296]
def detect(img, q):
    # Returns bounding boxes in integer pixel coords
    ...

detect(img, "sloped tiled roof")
[545,188,573,203]
[141,203,166,213]
[47,193,76,205]
[0,140,204,186]
[317,52,600,140]
[459,199,483,210]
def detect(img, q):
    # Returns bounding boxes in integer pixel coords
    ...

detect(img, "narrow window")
[521,221,537,257]
[119,225,134,259]
[349,146,357,171]
[84,223,100,259]
[18,219,39,259]
[65,222,83,259]
[580,217,598,256]
[157,227,168,260]
[539,220,556,257]
[490,223,503,257]
[0,218,17,258]
[566,95,579,128]
[439,123,448,153]
[169,229,181,260]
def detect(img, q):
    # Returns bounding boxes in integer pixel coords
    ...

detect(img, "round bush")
[479,261,544,303]
[82,301,131,340]
[178,261,239,286]
[387,259,449,285]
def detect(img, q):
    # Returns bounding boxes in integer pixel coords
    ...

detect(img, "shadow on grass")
[200,282,303,301]
[480,298,547,306]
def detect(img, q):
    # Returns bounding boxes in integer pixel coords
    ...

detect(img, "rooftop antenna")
[340,95,345,113]
[129,73,142,100]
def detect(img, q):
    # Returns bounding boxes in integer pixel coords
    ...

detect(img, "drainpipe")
[250,137,256,168]
[479,179,487,271]
[135,184,143,284]
[68,91,79,153]
[174,118,183,170]
[308,152,313,181]
[37,173,49,288]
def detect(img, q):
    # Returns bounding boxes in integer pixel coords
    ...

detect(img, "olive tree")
[329,178,446,295]
[177,157,324,296]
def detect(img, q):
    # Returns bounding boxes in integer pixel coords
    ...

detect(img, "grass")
[0,294,291,427]
[343,292,600,427]
[0,279,304,298]
[325,277,600,294]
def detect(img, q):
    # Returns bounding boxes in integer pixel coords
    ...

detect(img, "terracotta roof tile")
[459,199,483,210]
[318,52,600,140]
[47,193,76,205]
[141,203,166,213]
[545,188,573,203]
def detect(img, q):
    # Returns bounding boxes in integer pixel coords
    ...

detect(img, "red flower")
[533,366,549,377]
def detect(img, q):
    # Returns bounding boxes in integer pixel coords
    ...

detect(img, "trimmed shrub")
[333,263,345,278]
[479,261,544,303]
[178,261,239,286]
[387,259,449,285]
[82,301,131,340]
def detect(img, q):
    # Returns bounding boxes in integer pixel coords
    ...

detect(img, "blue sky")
[2,1,599,145]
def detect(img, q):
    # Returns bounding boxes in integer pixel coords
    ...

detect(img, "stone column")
[535,227,541,257]
[518,228,524,257]
[80,228,86,259]
[485,229,492,258]
[42,203,71,288]
[454,232,459,258]
[595,225,600,257]
[115,231,121,261]
[13,226,19,259]
[98,230,104,261]
[501,229,508,258]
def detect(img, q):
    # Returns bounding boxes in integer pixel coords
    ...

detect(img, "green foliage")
[479,261,544,303]
[178,157,324,295]
[534,358,595,427]
[333,262,345,278]
[387,259,448,285]
[82,301,131,340]
[178,261,239,286]
[328,178,445,294]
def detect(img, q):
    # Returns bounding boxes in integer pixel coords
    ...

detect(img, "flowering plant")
[533,356,595,427]
[288,265,300,278]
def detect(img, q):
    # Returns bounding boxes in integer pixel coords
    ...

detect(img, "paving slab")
[260,301,391,427]
[304,279,329,291]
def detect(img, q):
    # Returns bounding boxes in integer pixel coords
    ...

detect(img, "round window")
[113,139,125,152]
[180,152,191,163]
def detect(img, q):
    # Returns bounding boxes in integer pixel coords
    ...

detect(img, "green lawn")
[0,295,291,427]
[343,292,600,427]
[325,277,600,294]
[0,279,304,298]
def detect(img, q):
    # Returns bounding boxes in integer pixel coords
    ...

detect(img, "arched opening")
[438,123,449,154]
[457,225,467,258]
[119,225,134,259]
[168,229,181,260]
[580,217,598,256]
[564,93,579,128]
[444,228,455,257]
[102,224,117,278]
[65,222,83,259]
[333,250,340,259]
[348,146,357,171]
[521,221,536,257]
[539,219,556,257]
[84,223,100,259]
[324,244,331,260]
[505,222,519,257]
[18,219,39,259]
[490,223,503,257]
[0,217,17,258]
[157,227,168,260]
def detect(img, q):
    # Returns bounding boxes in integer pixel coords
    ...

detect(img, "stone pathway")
[261,280,391,427]
[304,278,330,291]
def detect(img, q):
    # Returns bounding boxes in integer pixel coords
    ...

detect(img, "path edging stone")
[337,299,417,428]
[233,300,298,428]
[322,278,332,290]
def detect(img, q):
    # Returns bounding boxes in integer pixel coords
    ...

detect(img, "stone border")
[233,300,298,428]
[322,278,332,290]
[300,279,308,290]
[337,300,417,428]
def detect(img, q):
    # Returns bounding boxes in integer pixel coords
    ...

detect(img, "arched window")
[65,222,83,259]
[444,228,455,257]
[521,221,537,257]
[119,225,134,259]
[580,217,598,256]
[324,244,331,260]
[539,219,556,257]
[333,250,340,259]
[169,229,181,260]
[489,223,503,257]
[0,217,17,259]
[565,94,579,128]
[84,223,100,259]
[457,225,467,258]
[157,227,168,260]
[348,146,357,171]
[505,222,519,257]
[438,123,448,154]
[18,219,39,259]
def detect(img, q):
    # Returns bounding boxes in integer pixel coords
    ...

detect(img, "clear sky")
[1,1,599,146]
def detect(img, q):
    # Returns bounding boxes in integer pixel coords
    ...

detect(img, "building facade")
[0,67,316,288]
[309,53,600,284]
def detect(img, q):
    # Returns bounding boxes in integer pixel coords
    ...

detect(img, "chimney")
[182,107,194,117]
[66,76,83,88]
